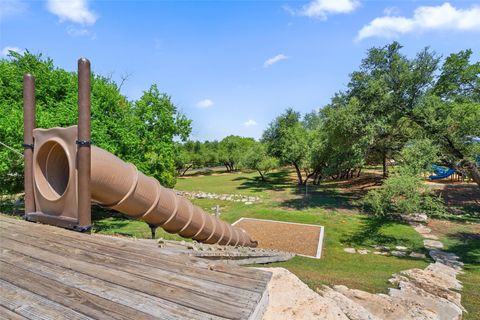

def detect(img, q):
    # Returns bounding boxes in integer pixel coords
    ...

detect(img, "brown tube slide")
[32,126,257,247]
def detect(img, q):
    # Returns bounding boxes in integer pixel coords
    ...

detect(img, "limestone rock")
[409,252,426,259]
[400,213,428,224]
[318,286,381,320]
[391,250,407,257]
[424,239,444,249]
[414,225,432,235]
[395,246,408,251]
[344,248,356,254]
[260,268,349,320]
[422,233,439,240]
[332,285,428,320]
[358,249,370,255]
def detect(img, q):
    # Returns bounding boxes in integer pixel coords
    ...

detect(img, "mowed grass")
[115,168,426,294]
[90,168,477,312]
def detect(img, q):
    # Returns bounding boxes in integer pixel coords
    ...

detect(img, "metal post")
[23,74,35,214]
[77,58,91,229]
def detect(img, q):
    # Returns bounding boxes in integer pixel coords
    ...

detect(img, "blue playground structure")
[429,165,456,180]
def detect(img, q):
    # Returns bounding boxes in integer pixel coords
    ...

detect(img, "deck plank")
[0,250,224,320]
[0,215,271,320]
[0,215,271,285]
[0,216,270,283]
[0,261,156,320]
[0,221,267,293]
[0,305,28,320]
[1,237,249,319]
[0,279,92,320]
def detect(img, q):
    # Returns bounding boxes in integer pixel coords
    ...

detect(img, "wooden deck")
[0,215,271,320]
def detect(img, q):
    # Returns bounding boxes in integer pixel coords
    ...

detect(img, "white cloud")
[196,99,214,109]
[297,0,360,19]
[243,120,258,127]
[357,2,480,41]
[264,54,288,68]
[47,0,97,25]
[0,0,27,19]
[1,46,24,57]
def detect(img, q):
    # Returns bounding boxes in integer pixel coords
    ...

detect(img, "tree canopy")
[0,51,191,193]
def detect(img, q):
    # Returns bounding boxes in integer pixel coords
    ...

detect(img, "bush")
[361,172,446,217]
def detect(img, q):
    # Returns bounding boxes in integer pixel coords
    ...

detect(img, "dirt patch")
[235,218,322,257]
[427,219,480,237]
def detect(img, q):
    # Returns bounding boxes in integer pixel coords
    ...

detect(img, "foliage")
[262,109,313,184]
[361,172,446,217]
[217,135,255,172]
[239,141,278,181]
[399,139,439,175]
[0,51,190,193]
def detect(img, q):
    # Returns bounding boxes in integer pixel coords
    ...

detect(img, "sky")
[1,0,479,141]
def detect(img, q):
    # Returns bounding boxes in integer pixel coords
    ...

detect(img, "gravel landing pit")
[233,218,324,258]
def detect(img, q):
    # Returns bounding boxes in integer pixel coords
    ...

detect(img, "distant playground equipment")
[429,164,468,182]
[22,58,257,247]
[429,165,457,180]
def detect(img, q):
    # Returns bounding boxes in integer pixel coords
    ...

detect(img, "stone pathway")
[175,190,261,204]
[262,218,465,320]
[343,244,425,259]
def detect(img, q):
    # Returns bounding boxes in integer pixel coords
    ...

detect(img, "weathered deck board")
[0,221,267,291]
[0,215,271,319]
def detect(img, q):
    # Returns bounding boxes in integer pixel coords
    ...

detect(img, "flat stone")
[422,234,439,240]
[395,246,408,251]
[358,249,370,255]
[409,252,426,259]
[373,245,390,251]
[414,225,431,234]
[344,248,356,254]
[391,250,407,257]
[373,251,389,256]
[424,239,444,249]
[429,250,464,269]
[400,213,428,223]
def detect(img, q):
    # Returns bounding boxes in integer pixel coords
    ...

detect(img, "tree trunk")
[257,170,266,182]
[382,154,389,178]
[293,163,303,185]
[181,164,193,176]
[357,167,362,177]
[459,160,480,186]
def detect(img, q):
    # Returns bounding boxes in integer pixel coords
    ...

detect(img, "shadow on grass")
[282,185,360,211]
[341,216,426,253]
[235,170,293,192]
[446,231,480,265]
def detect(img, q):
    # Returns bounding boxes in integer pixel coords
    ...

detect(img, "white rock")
[422,234,439,240]
[414,225,432,234]
[395,246,408,251]
[344,248,356,254]
[409,252,426,259]
[391,250,407,257]
[358,249,370,255]
[424,239,444,249]
[400,213,428,223]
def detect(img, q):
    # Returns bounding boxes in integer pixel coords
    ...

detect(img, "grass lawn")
[3,167,477,316]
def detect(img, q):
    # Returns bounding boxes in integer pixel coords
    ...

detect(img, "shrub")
[361,172,446,217]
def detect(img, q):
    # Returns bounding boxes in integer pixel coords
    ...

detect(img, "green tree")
[239,142,278,181]
[218,135,255,172]
[263,109,312,185]
[129,85,191,187]
[346,42,439,177]
[412,50,480,185]
[0,51,191,193]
